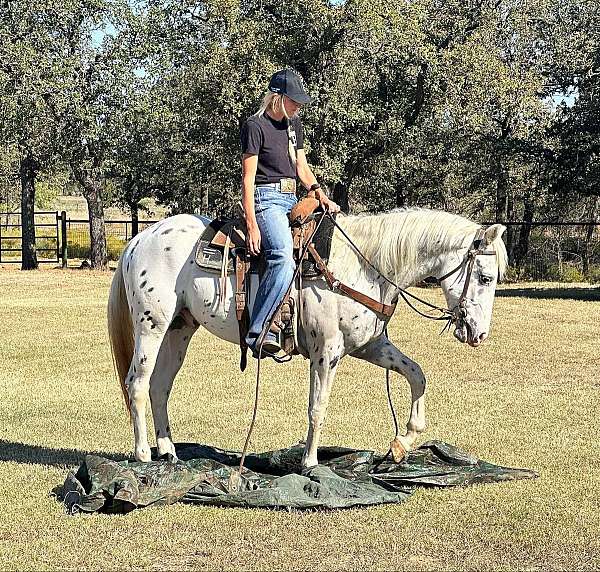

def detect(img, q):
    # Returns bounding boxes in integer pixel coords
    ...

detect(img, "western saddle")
[195,197,334,369]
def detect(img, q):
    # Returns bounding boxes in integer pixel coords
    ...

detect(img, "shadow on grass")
[0,439,129,468]
[497,286,600,302]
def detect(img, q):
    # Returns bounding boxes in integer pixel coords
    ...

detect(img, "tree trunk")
[505,188,518,264]
[495,160,508,223]
[82,176,108,269]
[395,183,406,208]
[495,118,511,224]
[171,185,195,215]
[19,153,38,270]
[332,182,350,213]
[582,196,598,276]
[130,200,139,238]
[333,160,361,213]
[514,190,534,269]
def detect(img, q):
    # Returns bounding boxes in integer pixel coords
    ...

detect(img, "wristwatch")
[309,183,321,192]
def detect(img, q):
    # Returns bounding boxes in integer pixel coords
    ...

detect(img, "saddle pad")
[195,219,237,275]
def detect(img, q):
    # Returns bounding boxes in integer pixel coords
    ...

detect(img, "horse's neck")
[329,220,442,291]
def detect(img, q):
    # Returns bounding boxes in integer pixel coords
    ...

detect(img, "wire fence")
[65,219,159,261]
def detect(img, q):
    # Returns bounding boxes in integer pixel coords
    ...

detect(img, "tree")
[0,1,68,269]
[40,0,142,268]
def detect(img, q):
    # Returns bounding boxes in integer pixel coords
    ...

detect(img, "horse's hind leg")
[351,335,427,457]
[127,327,168,462]
[149,323,197,458]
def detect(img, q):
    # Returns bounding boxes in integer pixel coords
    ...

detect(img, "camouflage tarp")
[62,441,538,514]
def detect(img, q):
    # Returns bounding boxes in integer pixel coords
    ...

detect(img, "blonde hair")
[255,91,297,166]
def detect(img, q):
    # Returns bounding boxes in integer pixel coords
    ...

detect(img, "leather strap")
[436,229,496,283]
[307,243,396,318]
[235,251,249,371]
[235,252,247,321]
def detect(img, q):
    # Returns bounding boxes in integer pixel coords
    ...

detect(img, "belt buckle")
[280,178,296,194]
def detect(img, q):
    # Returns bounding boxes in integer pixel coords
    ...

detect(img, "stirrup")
[252,349,293,363]
[251,345,292,363]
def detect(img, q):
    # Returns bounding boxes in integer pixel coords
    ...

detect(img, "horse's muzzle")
[454,320,488,347]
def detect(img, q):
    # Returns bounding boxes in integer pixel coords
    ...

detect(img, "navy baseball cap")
[268,69,313,104]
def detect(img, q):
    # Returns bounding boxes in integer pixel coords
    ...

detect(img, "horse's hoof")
[135,449,152,463]
[300,463,318,475]
[390,437,407,463]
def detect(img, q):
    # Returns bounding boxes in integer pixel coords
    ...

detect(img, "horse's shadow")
[497,286,600,302]
[0,439,128,468]
[0,440,131,503]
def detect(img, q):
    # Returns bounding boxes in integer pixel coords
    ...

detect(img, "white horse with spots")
[108,208,507,467]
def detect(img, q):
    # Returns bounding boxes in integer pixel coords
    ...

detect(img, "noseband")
[435,228,498,323]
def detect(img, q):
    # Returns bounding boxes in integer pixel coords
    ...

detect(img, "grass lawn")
[0,268,598,570]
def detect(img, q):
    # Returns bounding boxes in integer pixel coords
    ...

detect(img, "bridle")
[434,227,498,325]
[325,214,498,330]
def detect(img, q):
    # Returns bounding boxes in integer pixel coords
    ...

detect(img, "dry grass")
[0,268,599,571]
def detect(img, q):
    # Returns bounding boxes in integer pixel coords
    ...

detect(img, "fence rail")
[0,211,60,264]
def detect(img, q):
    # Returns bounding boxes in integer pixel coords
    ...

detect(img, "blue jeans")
[246,185,297,346]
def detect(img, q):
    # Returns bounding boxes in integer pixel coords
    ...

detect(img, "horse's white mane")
[332,208,508,283]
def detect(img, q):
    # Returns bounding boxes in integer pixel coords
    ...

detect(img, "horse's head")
[437,224,507,347]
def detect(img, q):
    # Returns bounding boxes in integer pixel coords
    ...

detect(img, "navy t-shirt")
[240,114,304,184]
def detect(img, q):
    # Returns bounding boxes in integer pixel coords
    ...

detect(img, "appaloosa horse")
[108,208,507,467]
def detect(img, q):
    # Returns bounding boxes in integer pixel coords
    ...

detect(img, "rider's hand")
[246,221,261,256]
[319,195,341,213]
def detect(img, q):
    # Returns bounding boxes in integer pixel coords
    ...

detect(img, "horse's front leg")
[351,335,427,457]
[302,333,344,468]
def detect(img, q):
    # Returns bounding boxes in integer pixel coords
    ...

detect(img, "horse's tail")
[107,253,134,417]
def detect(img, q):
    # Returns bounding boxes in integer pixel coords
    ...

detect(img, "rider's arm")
[241,153,258,223]
[241,153,261,255]
[296,149,319,192]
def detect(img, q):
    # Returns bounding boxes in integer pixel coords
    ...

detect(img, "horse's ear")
[483,224,506,247]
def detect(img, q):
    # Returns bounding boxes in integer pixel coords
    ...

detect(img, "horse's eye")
[479,274,493,286]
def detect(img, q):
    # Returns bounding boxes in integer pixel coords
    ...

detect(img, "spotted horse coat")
[108,209,507,468]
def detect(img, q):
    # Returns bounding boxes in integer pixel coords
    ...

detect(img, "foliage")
[1,0,599,272]
[586,265,600,284]
[546,262,585,283]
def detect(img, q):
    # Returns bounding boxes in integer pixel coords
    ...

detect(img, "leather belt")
[255,178,297,194]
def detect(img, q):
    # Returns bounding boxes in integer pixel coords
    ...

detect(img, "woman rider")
[240,69,340,356]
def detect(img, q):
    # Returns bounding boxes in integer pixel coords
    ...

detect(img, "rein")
[323,216,497,473]
[325,213,497,329]
[235,211,329,483]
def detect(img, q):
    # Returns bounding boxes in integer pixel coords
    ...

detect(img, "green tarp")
[62,441,538,514]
